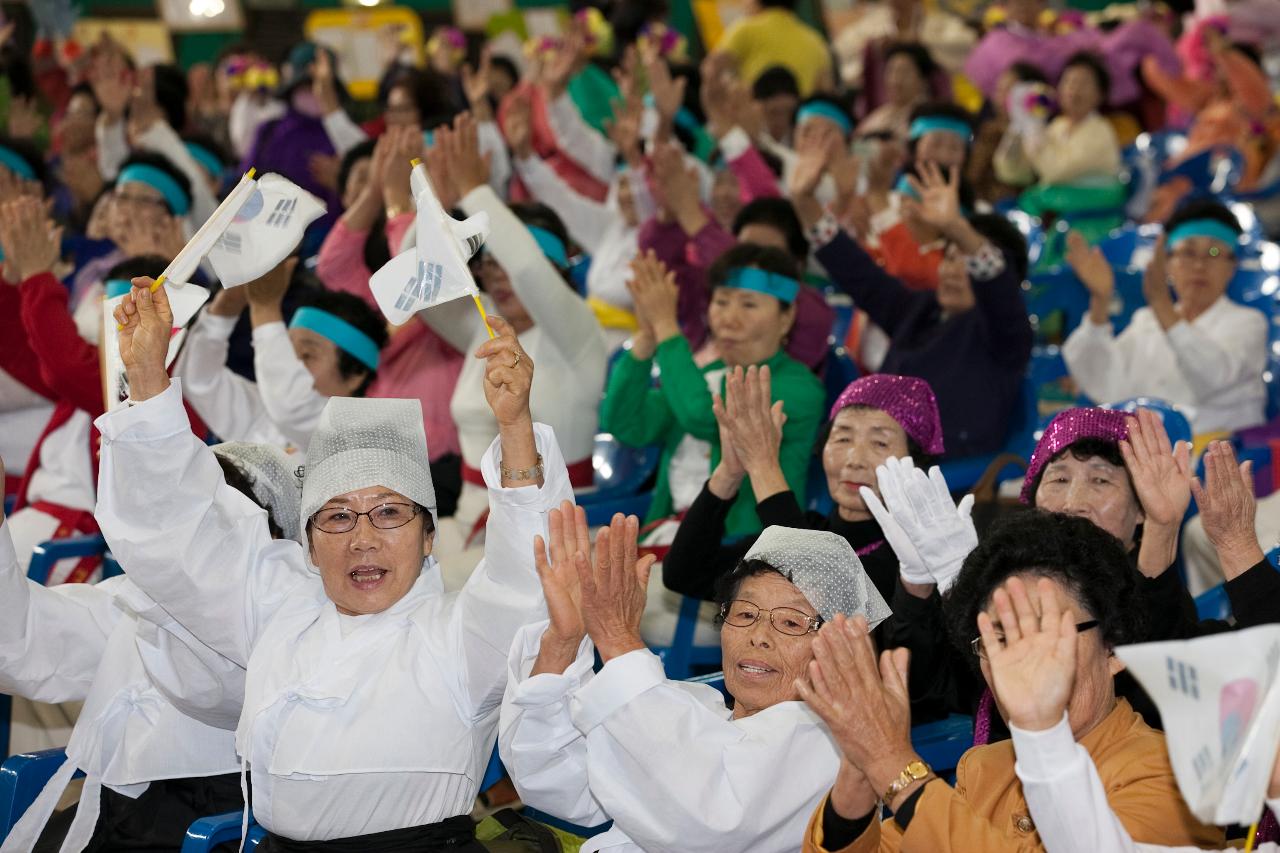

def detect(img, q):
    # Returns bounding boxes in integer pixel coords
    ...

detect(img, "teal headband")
[527,225,569,268]
[104,278,134,299]
[894,174,921,200]
[909,116,972,142]
[724,267,800,303]
[0,145,36,181]
[1166,219,1239,252]
[797,102,853,136]
[289,307,381,371]
[118,164,191,216]
[184,142,224,180]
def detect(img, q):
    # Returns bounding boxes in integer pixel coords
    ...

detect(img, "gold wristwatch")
[883,759,931,803]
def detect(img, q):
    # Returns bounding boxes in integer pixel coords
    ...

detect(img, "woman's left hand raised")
[577,512,656,662]
[476,314,534,428]
[112,278,174,402]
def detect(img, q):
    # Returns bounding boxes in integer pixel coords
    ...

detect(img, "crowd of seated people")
[1,0,1280,849]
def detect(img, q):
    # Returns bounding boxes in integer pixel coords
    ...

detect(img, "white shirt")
[545,93,617,186]
[1063,297,1268,434]
[0,519,242,853]
[1014,715,1280,853]
[174,313,322,452]
[499,621,842,852]
[93,380,573,841]
[420,184,608,469]
[24,409,96,511]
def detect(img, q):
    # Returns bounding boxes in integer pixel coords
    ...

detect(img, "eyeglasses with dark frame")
[970,619,1099,659]
[717,599,824,637]
[310,502,422,534]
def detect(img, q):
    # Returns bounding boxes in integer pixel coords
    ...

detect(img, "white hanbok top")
[1013,715,1280,853]
[93,380,571,841]
[499,620,842,852]
[174,313,325,453]
[0,520,242,853]
[1062,297,1268,435]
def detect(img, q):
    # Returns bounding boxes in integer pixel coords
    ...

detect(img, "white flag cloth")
[369,162,490,325]
[1116,624,1280,825]
[157,172,325,327]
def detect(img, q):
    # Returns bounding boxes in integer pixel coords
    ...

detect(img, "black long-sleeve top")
[814,230,1033,458]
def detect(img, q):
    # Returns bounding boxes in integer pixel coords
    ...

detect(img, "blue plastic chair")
[651,596,722,680]
[578,434,660,527]
[2,496,13,517]
[182,811,265,852]
[27,533,107,584]
[480,745,505,794]
[1195,584,1231,621]
[0,748,81,842]
[1102,398,1192,449]
[1022,268,1090,345]
[911,715,974,780]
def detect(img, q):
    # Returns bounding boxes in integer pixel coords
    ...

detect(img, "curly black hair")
[943,510,1143,662]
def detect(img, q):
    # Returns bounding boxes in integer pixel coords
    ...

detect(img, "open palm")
[534,501,590,642]
[1119,408,1191,527]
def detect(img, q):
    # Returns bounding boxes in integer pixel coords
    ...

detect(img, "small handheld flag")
[369,160,491,328]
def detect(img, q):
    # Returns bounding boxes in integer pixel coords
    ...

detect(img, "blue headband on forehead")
[797,102,854,136]
[118,164,191,216]
[724,267,800,303]
[527,225,569,268]
[909,116,972,142]
[0,145,36,181]
[104,278,134,299]
[289,307,381,371]
[1166,219,1240,252]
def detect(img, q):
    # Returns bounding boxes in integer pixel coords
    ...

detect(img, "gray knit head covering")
[744,526,892,627]
[212,442,305,543]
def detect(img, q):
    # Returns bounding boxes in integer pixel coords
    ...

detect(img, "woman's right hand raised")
[532,500,591,669]
[112,279,174,402]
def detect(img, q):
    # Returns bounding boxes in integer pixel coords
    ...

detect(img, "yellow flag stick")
[151,167,258,292]
[473,293,495,338]
[1244,822,1260,853]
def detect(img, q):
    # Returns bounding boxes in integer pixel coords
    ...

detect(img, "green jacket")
[600,336,825,537]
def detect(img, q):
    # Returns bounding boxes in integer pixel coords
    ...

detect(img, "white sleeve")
[514,154,612,253]
[546,92,616,185]
[1062,315,1125,405]
[1165,306,1268,404]
[173,312,273,443]
[93,380,314,666]
[459,184,604,363]
[568,649,840,853]
[498,619,610,826]
[479,120,512,198]
[1014,716,1210,853]
[443,423,575,720]
[136,121,219,226]
[251,321,327,451]
[96,117,130,181]
[0,519,117,703]
[322,109,369,158]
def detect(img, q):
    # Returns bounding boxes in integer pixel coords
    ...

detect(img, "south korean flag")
[206,173,325,288]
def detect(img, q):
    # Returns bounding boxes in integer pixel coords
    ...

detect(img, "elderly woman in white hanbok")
[0,442,300,853]
[500,519,891,853]
[94,280,571,850]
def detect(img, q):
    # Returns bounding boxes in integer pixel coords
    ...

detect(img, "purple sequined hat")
[829,375,945,456]
[1020,407,1130,505]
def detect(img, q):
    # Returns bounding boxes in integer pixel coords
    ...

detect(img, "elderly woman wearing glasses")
[92,281,573,851]
[499,520,889,852]
[1063,198,1267,436]
[794,510,1224,852]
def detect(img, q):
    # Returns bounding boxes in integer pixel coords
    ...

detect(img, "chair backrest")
[1194,584,1231,621]
[590,433,660,496]
[654,596,722,680]
[822,347,860,416]
[0,748,78,841]
[911,715,975,779]
[1102,398,1193,449]
[182,810,259,853]
[27,534,107,584]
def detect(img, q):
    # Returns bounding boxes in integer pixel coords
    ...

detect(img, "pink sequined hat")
[1020,407,1130,505]
[829,375,945,456]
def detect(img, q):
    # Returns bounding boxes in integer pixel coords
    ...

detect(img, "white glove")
[860,458,978,593]
[859,457,932,586]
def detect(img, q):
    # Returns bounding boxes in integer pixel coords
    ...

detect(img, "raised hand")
[904,160,962,235]
[978,575,1078,732]
[625,250,681,346]
[112,278,174,402]
[795,615,920,809]
[88,48,131,123]
[438,112,491,199]
[502,90,534,161]
[541,33,584,99]
[860,458,976,593]
[476,314,534,428]
[461,48,494,121]
[1142,235,1174,315]
[1191,441,1263,580]
[311,47,340,116]
[1119,409,1191,529]
[719,364,786,477]
[576,511,656,662]
[382,124,423,214]
[245,256,299,326]
[789,119,833,199]
[709,386,747,497]
[644,53,687,131]
[0,198,62,283]
[649,139,703,230]
[1065,230,1114,304]
[534,500,590,650]
[603,96,644,168]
